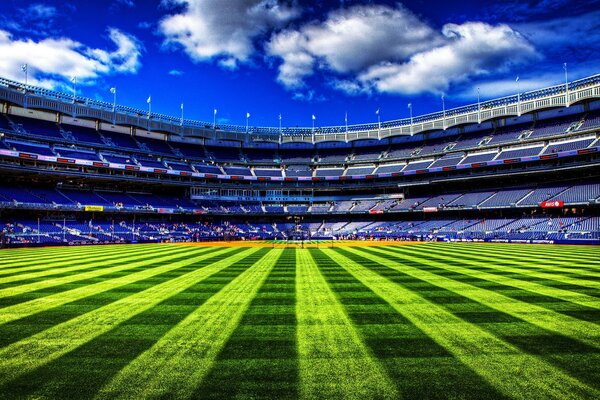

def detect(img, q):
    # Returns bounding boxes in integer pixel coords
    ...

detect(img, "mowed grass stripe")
[309,249,507,399]
[401,244,600,298]
[351,246,600,349]
[5,248,273,399]
[0,246,227,329]
[0,246,133,272]
[376,245,600,319]
[0,248,225,310]
[348,247,600,389]
[409,244,600,290]
[0,245,164,284]
[418,243,600,278]
[0,245,133,265]
[0,248,230,348]
[323,248,600,400]
[0,246,191,299]
[375,246,600,310]
[436,242,600,260]
[426,243,600,277]
[191,249,299,399]
[96,248,282,400]
[0,249,179,293]
[0,246,261,386]
[296,249,397,400]
[416,244,600,287]
[433,244,600,276]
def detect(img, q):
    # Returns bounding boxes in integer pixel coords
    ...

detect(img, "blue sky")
[0,0,599,128]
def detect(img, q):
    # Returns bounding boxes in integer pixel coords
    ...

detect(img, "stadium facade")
[0,75,599,246]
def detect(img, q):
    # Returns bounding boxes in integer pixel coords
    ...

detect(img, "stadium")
[1,0,599,398]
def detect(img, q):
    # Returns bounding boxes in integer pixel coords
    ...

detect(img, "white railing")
[0,74,599,143]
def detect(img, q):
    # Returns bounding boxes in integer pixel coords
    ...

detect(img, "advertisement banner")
[84,205,104,212]
[541,200,564,208]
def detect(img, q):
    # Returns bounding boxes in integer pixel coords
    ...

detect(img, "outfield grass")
[0,243,599,399]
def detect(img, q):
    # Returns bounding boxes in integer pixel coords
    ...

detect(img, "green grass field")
[0,242,599,399]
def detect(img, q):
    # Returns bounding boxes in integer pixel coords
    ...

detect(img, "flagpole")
[71,76,77,117]
[181,103,184,126]
[246,112,250,133]
[72,76,77,103]
[213,109,217,129]
[22,64,28,109]
[477,87,481,124]
[345,112,348,142]
[344,111,348,133]
[279,113,282,144]
[110,87,117,124]
[408,103,413,135]
[516,77,521,116]
[441,94,446,130]
[564,63,569,107]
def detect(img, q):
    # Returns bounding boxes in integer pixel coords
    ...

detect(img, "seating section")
[7,215,592,244]
[345,165,375,175]
[55,148,101,161]
[254,168,282,177]
[460,152,497,164]
[496,146,543,159]
[136,157,165,169]
[0,109,598,181]
[315,168,343,177]
[543,137,595,154]
[285,165,312,177]
[6,140,55,156]
[63,124,104,144]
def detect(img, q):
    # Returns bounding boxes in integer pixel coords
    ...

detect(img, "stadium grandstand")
[0,74,599,246]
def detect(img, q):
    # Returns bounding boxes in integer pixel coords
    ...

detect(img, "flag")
[147,96,151,104]
[21,64,27,72]
[345,112,347,122]
[246,112,250,118]
[515,76,519,82]
[375,108,380,115]
[312,114,316,120]
[563,62,567,70]
[214,108,217,115]
[407,103,412,109]
[279,113,282,120]
[70,76,76,83]
[181,103,184,110]
[110,87,116,94]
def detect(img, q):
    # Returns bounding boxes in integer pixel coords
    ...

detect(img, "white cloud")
[168,69,184,76]
[159,0,300,68]
[267,4,538,96]
[267,4,441,88]
[0,28,143,89]
[355,22,538,95]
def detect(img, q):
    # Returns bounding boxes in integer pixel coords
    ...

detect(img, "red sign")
[423,207,438,213]
[369,210,384,214]
[541,200,564,208]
